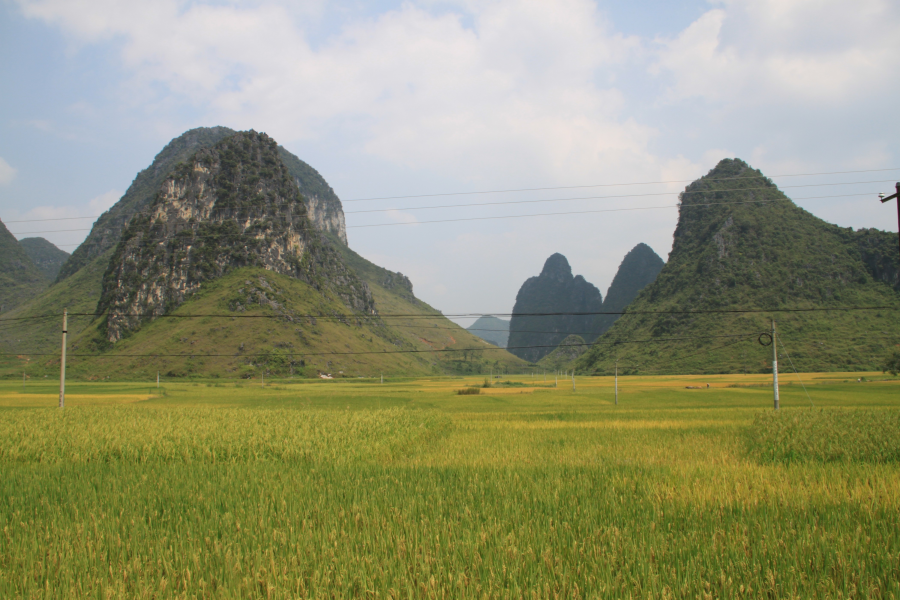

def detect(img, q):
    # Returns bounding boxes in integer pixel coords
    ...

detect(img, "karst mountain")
[575,158,900,375]
[0,127,528,379]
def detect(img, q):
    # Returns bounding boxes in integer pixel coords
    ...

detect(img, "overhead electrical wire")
[1,305,896,326]
[4,191,885,239]
[2,168,895,226]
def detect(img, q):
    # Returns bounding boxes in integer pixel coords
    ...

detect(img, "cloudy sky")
[1,0,898,322]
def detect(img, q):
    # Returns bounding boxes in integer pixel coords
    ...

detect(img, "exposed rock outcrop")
[58,127,350,284]
[99,131,373,342]
[507,253,602,362]
[277,147,348,245]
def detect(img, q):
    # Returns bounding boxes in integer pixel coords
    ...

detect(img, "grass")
[0,372,898,598]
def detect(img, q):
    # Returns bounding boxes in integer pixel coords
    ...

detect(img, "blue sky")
[1,0,898,320]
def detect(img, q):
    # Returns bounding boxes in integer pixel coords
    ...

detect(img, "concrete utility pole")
[157,371,159,389]
[59,309,67,409]
[878,183,900,261]
[772,320,780,410]
[615,359,618,406]
[572,370,576,391]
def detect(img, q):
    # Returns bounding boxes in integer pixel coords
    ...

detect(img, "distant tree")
[883,350,900,376]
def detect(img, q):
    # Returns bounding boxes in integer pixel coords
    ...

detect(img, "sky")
[1,0,898,323]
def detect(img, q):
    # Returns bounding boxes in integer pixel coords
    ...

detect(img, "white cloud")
[655,0,900,107]
[0,157,17,185]
[16,0,668,188]
[88,189,121,212]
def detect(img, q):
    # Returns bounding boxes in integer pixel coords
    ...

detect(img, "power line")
[5,193,878,238]
[339,168,900,203]
[343,191,879,216]
[0,332,764,358]
[1,305,896,326]
[3,168,895,226]
[4,178,891,233]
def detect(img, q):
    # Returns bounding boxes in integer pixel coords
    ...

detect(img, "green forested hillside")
[0,220,46,313]
[18,237,69,281]
[0,251,111,359]
[575,159,900,375]
[590,243,664,340]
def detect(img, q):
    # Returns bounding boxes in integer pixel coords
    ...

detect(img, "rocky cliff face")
[277,148,348,245]
[590,243,664,340]
[57,127,237,282]
[507,253,603,362]
[59,127,350,283]
[98,131,373,342]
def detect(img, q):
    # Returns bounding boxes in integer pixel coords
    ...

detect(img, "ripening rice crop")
[747,408,900,463]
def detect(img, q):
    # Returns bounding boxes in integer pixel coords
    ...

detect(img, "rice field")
[0,372,898,598]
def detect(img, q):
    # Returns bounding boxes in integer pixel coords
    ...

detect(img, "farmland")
[1,373,898,598]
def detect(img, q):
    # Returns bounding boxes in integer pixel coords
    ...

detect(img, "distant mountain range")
[466,316,510,348]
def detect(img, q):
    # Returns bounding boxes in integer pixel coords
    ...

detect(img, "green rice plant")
[747,408,900,463]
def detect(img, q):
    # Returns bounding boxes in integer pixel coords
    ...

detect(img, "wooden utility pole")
[879,182,900,261]
[772,320,779,410]
[59,309,67,409]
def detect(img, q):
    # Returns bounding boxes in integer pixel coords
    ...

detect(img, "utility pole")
[571,370,575,391]
[381,373,383,384]
[157,371,159,390]
[59,309,67,409]
[615,359,618,406]
[878,182,900,261]
[772,320,779,410]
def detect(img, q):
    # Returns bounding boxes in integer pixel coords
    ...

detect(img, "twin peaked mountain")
[504,245,664,363]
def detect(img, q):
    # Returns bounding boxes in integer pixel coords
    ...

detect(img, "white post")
[773,320,779,410]
[59,309,67,409]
